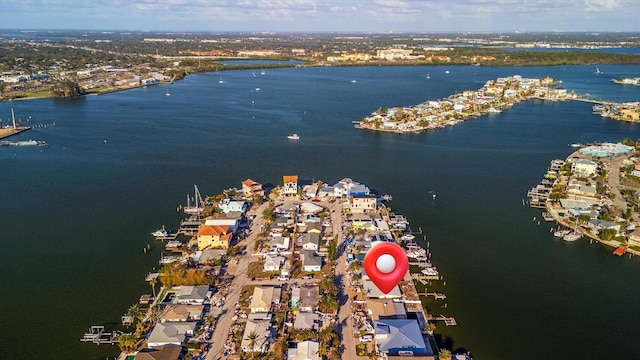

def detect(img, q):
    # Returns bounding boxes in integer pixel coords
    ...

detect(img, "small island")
[528,141,640,257]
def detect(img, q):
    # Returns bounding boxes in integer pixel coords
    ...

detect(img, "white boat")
[400,233,415,241]
[166,240,182,249]
[152,225,168,238]
[260,69,266,76]
[445,70,450,74]
[421,267,439,276]
[351,80,357,83]
[1,140,46,146]
[487,107,501,114]
[426,73,430,79]
[287,134,300,140]
[542,212,555,222]
[595,67,601,75]
[165,89,170,96]
[563,232,582,242]
[553,229,571,238]
[218,76,226,84]
[255,87,261,91]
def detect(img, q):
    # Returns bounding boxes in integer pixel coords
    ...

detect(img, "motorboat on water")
[152,226,168,238]
[400,233,415,241]
[287,134,300,140]
[421,267,439,276]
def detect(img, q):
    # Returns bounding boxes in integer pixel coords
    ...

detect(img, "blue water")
[1,64,640,359]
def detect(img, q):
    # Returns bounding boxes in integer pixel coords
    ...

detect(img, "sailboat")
[426,73,430,79]
[165,89,171,96]
[218,76,226,84]
[595,67,602,75]
[260,69,266,76]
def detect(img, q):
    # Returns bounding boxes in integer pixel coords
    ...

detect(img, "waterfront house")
[241,319,274,353]
[350,194,377,213]
[146,322,197,348]
[366,299,408,320]
[241,178,265,198]
[302,184,319,199]
[566,179,598,198]
[300,250,322,272]
[159,304,204,323]
[175,285,210,305]
[204,218,240,234]
[287,340,320,360]
[571,158,598,176]
[294,312,320,331]
[629,229,640,246]
[197,224,232,250]
[363,279,402,299]
[373,319,434,358]
[218,199,248,214]
[300,233,320,251]
[134,344,182,360]
[333,178,370,198]
[250,286,281,314]
[283,175,299,196]
[275,202,298,215]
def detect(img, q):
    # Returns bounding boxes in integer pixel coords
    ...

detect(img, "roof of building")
[159,304,204,322]
[283,175,299,183]
[363,279,402,298]
[134,344,182,360]
[175,285,210,301]
[295,284,320,309]
[294,312,319,330]
[287,340,320,360]
[366,299,407,320]
[301,250,322,267]
[374,319,432,356]
[147,322,197,346]
[197,224,232,238]
[242,178,262,187]
[250,286,281,310]
[241,320,273,352]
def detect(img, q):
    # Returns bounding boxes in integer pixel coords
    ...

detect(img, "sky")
[3,0,639,33]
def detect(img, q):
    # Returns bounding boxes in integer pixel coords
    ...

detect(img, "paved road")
[205,201,268,360]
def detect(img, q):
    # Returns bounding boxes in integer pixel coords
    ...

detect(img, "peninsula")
[527,141,640,257]
[93,177,465,360]
[355,75,569,133]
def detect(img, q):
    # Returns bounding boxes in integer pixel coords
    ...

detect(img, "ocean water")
[1,64,640,359]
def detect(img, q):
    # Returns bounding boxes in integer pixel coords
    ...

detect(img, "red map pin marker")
[363,242,409,294]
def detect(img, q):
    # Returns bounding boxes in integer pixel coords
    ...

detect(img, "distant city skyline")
[3,0,638,33]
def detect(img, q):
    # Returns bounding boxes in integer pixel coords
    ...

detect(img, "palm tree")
[126,303,144,326]
[149,276,157,301]
[439,349,452,360]
[247,331,259,359]
[117,333,138,353]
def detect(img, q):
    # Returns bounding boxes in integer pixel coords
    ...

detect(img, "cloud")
[584,0,620,11]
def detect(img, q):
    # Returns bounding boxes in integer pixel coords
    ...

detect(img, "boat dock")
[79,326,123,345]
[418,292,447,300]
[0,126,31,140]
[428,315,457,326]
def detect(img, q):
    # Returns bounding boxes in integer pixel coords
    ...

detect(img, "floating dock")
[79,326,123,345]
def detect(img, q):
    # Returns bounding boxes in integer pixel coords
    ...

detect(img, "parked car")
[359,335,373,342]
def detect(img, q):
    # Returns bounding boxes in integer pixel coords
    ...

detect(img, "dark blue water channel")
[1,64,640,359]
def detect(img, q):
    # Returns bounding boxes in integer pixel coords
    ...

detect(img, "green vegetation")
[159,262,211,286]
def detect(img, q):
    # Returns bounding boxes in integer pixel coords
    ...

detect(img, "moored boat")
[152,225,168,238]
[563,231,581,242]
[287,134,300,140]
[554,229,571,238]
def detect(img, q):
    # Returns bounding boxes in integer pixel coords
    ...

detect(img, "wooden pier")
[428,315,457,326]
[79,326,123,345]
